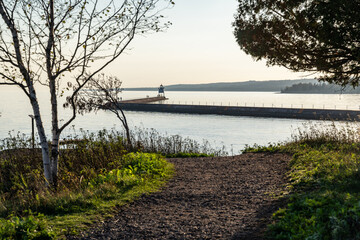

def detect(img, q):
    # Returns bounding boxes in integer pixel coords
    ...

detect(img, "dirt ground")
[68,152,291,240]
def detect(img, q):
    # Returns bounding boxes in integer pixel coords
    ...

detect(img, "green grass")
[48,153,174,237]
[0,131,175,239]
[0,152,173,239]
[244,122,360,239]
[0,153,173,239]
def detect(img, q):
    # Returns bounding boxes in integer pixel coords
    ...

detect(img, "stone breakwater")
[116,103,360,121]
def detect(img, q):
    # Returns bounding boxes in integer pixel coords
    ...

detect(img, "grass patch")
[0,130,177,239]
[245,121,360,239]
[49,153,174,237]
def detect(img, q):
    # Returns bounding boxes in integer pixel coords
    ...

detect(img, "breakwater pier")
[120,96,168,103]
[116,100,360,121]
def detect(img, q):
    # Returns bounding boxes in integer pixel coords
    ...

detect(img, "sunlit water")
[0,88,358,154]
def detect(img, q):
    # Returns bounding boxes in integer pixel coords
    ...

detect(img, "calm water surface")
[0,88,357,154]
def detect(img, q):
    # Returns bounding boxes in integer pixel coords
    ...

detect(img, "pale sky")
[108,0,310,88]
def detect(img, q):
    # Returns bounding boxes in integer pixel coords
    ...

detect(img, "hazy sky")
[109,0,311,88]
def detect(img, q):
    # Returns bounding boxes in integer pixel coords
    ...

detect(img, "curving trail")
[70,153,290,240]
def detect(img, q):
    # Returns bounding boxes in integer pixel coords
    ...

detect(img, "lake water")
[0,88,359,154]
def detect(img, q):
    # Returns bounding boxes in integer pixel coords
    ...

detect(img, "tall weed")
[128,127,227,156]
[291,121,360,146]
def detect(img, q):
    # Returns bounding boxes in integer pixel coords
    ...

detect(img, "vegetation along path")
[69,153,290,239]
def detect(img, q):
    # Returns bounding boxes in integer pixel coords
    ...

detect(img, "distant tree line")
[126,79,318,92]
[281,83,360,94]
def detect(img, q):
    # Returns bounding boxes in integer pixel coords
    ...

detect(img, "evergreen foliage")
[234,0,360,86]
[281,83,360,94]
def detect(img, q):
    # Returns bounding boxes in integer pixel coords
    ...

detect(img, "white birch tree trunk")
[28,86,53,185]
[47,0,59,187]
[50,80,59,187]
[51,133,59,187]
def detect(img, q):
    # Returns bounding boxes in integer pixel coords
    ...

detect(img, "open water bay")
[0,89,359,154]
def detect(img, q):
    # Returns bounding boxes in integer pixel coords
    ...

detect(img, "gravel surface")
[68,152,290,240]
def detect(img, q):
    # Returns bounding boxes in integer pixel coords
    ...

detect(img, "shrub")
[0,213,55,240]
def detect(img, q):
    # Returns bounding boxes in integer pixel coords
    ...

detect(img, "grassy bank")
[0,129,221,239]
[245,122,360,239]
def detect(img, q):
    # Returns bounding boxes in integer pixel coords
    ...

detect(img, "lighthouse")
[158,84,165,97]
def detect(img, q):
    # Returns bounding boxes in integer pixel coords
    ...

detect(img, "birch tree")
[0,0,173,187]
[73,74,132,148]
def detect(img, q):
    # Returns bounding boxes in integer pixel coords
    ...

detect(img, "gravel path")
[69,153,290,240]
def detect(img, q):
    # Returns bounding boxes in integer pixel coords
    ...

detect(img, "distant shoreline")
[124,79,360,94]
[281,82,360,94]
[124,79,317,92]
